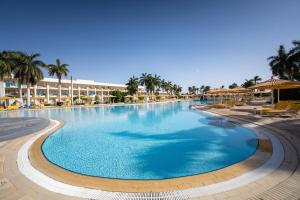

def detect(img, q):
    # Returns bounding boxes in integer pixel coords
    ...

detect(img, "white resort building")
[0,77,144,106]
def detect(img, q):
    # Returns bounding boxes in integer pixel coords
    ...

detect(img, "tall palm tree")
[290,40,300,59]
[14,53,46,107]
[290,40,300,80]
[172,84,182,95]
[160,79,168,93]
[192,86,197,94]
[188,86,198,94]
[196,87,200,95]
[0,51,13,81]
[268,45,295,80]
[203,86,210,93]
[153,74,161,93]
[0,51,29,103]
[139,73,161,96]
[48,59,69,102]
[166,81,172,94]
[139,73,151,94]
[200,85,205,94]
[188,86,192,94]
[0,51,16,99]
[253,75,262,85]
[126,76,139,95]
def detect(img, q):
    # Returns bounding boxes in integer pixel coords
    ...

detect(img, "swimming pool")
[3,101,258,180]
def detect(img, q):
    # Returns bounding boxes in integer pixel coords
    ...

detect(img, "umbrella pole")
[271,89,274,105]
[277,89,280,103]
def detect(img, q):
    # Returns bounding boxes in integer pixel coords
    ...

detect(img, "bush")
[95,95,101,103]
[138,96,144,100]
[111,90,126,103]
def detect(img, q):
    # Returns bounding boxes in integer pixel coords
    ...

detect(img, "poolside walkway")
[0,118,83,200]
[0,118,49,142]
[0,107,300,200]
[192,106,300,200]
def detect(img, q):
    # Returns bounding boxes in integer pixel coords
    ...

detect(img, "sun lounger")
[254,101,290,115]
[263,102,300,117]
[211,103,232,108]
[7,105,18,110]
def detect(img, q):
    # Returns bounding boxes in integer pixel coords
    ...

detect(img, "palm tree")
[160,79,168,93]
[229,83,238,89]
[268,45,295,80]
[0,51,13,81]
[0,51,16,100]
[192,86,197,94]
[48,59,69,102]
[172,84,182,95]
[188,86,192,94]
[153,74,161,93]
[241,79,254,88]
[290,40,300,59]
[188,86,198,94]
[139,73,151,94]
[200,85,205,94]
[0,51,28,103]
[166,81,172,94]
[253,76,262,85]
[14,53,46,107]
[126,76,139,95]
[139,73,161,96]
[203,86,210,93]
[289,40,300,80]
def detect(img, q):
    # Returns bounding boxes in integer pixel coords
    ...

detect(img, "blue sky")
[1,0,300,91]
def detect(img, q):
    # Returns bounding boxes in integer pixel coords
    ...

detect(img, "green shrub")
[95,95,101,103]
[111,90,126,103]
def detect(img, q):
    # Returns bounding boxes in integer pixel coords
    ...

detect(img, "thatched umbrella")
[124,95,134,102]
[124,95,134,98]
[0,96,10,100]
[248,78,300,104]
[32,96,46,100]
[207,89,231,102]
[80,95,92,99]
[229,87,251,94]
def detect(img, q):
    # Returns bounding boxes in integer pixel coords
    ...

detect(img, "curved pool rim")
[39,102,260,181]
[26,114,275,193]
[17,112,284,199]
[39,131,260,181]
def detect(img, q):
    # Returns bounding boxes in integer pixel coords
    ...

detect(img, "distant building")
[1,77,144,105]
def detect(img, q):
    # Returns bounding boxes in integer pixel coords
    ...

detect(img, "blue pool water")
[1,101,258,180]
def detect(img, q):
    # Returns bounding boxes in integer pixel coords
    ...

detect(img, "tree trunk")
[17,83,23,106]
[26,84,31,108]
[58,83,62,102]
[288,71,293,81]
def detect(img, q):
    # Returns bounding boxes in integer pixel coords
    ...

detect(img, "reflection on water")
[205,116,237,129]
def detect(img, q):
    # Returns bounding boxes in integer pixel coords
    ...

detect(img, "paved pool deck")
[0,118,49,142]
[0,107,300,199]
